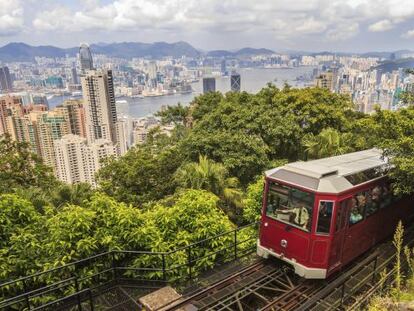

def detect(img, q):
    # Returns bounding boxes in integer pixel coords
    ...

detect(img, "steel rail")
[157,260,268,311]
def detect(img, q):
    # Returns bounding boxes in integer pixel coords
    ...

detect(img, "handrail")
[296,223,414,311]
[0,251,113,288]
[30,289,93,311]
[0,221,259,310]
[295,250,380,311]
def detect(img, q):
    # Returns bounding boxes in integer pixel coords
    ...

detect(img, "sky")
[0,0,414,53]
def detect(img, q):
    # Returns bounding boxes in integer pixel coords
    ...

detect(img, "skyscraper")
[71,66,79,85]
[79,44,94,72]
[230,72,241,92]
[315,71,334,90]
[203,77,216,94]
[0,95,26,140]
[0,66,13,92]
[55,99,86,138]
[0,95,21,135]
[54,135,117,186]
[81,69,118,144]
[35,111,70,169]
[221,59,227,76]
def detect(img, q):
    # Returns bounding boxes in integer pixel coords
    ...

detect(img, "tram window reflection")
[265,182,314,232]
[316,201,334,235]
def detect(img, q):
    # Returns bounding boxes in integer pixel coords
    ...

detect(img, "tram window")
[265,182,314,232]
[349,193,366,226]
[316,201,334,235]
[380,184,392,208]
[336,200,347,231]
[344,167,388,186]
[367,186,381,216]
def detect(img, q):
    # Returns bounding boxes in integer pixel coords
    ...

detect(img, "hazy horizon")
[1,0,414,53]
[0,40,412,55]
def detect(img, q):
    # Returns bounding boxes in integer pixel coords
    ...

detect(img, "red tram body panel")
[257,149,414,279]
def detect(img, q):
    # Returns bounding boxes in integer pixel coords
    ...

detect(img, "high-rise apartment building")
[35,111,70,169]
[79,44,94,72]
[203,77,216,93]
[230,72,241,92]
[115,119,129,155]
[71,66,79,85]
[221,59,227,76]
[55,99,86,138]
[81,69,127,155]
[0,95,28,141]
[54,135,117,186]
[0,95,22,135]
[315,71,334,90]
[81,69,117,144]
[0,66,13,92]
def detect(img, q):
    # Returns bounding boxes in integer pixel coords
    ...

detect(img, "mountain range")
[1,41,412,64]
[0,41,276,62]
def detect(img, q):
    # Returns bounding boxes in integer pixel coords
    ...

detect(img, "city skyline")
[1,0,414,53]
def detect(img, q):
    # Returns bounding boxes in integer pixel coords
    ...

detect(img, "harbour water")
[49,67,315,118]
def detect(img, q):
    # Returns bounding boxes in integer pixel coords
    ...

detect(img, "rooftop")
[266,149,388,194]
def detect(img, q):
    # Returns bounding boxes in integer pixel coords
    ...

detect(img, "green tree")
[175,155,243,211]
[354,106,414,194]
[242,177,265,223]
[384,137,414,195]
[97,138,184,206]
[50,183,94,208]
[0,194,43,279]
[302,128,355,159]
[155,103,190,126]
[0,135,57,193]
[43,205,98,268]
[181,86,354,184]
[190,91,224,122]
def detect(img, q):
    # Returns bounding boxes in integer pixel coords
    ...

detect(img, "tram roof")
[266,149,389,194]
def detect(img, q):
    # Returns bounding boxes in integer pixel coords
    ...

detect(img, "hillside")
[0,42,275,62]
[206,47,275,58]
[374,58,414,72]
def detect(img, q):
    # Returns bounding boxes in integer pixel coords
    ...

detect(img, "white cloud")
[33,8,75,31]
[0,0,24,36]
[402,29,414,38]
[24,0,414,43]
[326,22,360,41]
[368,19,393,32]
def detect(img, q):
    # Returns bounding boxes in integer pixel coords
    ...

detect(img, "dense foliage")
[180,87,354,184]
[0,190,234,282]
[2,84,414,295]
[0,136,57,193]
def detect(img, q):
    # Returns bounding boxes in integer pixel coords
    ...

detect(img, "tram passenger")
[349,207,363,224]
[291,205,309,230]
[356,193,366,214]
[277,203,310,230]
[370,186,382,213]
[349,196,363,224]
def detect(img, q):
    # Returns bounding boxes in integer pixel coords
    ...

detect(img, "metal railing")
[295,225,414,311]
[0,222,259,310]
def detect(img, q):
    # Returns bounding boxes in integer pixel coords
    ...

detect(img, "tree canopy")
[2,83,414,290]
[0,135,58,193]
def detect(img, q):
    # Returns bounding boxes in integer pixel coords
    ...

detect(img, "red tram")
[257,149,414,279]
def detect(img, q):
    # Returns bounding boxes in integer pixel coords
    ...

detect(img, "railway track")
[158,260,323,311]
[156,222,414,311]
